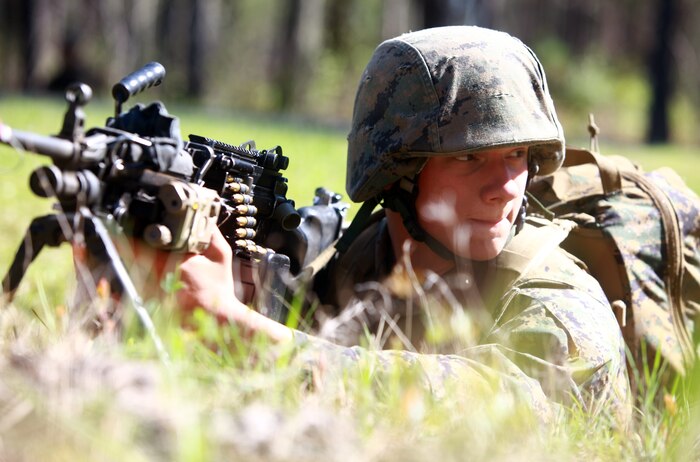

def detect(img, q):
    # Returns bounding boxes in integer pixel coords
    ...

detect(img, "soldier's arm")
[178,229,558,419]
[178,228,628,423]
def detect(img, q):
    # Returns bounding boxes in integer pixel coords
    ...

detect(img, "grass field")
[0,95,699,461]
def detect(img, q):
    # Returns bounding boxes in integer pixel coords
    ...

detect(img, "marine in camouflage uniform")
[291,26,631,423]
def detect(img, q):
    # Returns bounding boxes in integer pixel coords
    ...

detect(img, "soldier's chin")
[449,222,512,261]
[452,235,510,261]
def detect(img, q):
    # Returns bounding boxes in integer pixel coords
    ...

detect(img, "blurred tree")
[461,0,494,28]
[0,0,52,90]
[382,0,416,39]
[186,0,219,98]
[98,0,132,84]
[271,0,326,111]
[0,0,696,143]
[326,0,354,51]
[47,35,99,93]
[419,0,467,28]
[647,0,677,143]
[157,0,190,95]
[17,0,39,90]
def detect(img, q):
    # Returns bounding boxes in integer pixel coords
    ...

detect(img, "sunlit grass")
[1,288,696,461]
[0,96,698,460]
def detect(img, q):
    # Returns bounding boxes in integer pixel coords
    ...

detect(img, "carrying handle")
[562,147,623,196]
[562,114,622,196]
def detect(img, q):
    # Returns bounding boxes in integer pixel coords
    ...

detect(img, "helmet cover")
[346,26,565,202]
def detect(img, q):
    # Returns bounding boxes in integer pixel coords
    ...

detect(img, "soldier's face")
[415,147,529,261]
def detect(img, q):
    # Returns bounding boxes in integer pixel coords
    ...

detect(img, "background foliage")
[0,0,699,145]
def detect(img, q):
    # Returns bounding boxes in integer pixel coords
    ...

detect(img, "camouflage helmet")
[346,26,565,203]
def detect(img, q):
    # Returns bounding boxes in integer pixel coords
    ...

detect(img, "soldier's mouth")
[463,214,514,236]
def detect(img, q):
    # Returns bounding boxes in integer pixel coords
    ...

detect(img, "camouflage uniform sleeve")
[290,282,630,425]
[291,328,558,422]
[478,283,631,421]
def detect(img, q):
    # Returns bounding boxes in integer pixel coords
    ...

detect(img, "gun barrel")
[0,124,75,161]
[273,200,301,230]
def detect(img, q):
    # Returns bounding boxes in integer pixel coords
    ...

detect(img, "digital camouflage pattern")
[529,150,700,374]
[605,168,700,372]
[290,26,630,424]
[295,215,631,423]
[346,26,565,202]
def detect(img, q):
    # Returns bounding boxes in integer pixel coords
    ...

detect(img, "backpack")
[527,146,700,375]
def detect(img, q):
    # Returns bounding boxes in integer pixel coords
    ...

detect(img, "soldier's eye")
[505,149,527,160]
[456,153,479,162]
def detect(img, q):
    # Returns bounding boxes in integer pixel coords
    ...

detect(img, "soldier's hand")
[108,226,293,343]
[177,227,293,342]
[177,225,235,315]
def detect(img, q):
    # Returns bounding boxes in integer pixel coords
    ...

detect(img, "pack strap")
[563,148,622,195]
[334,196,380,254]
[525,191,555,221]
[623,169,695,370]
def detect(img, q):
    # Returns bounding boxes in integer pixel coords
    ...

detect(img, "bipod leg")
[2,213,72,301]
[80,210,170,364]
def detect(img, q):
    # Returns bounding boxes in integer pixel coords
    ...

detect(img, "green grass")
[1,96,699,460]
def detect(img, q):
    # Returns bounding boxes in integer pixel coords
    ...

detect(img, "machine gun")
[0,62,321,357]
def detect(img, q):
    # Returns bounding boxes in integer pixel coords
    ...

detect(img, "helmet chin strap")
[381,178,460,262]
[515,161,539,233]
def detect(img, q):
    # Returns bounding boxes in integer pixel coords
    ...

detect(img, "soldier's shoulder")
[498,217,606,297]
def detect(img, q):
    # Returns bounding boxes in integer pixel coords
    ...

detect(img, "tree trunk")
[272,0,326,111]
[647,0,676,143]
[462,0,495,28]
[187,0,205,98]
[420,0,466,28]
[17,0,55,90]
[382,0,415,39]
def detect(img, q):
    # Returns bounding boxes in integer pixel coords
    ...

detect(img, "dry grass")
[0,97,698,461]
